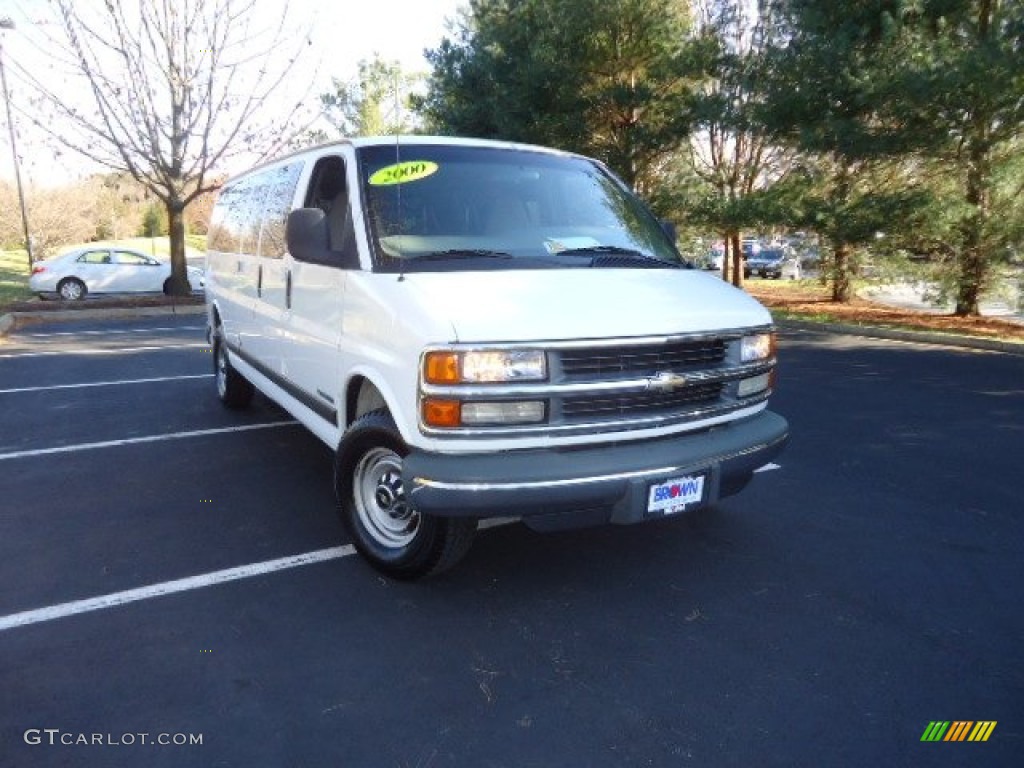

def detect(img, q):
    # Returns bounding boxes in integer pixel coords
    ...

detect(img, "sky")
[0,0,467,188]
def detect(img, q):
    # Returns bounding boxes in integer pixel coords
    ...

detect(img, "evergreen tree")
[418,0,702,195]
[757,0,929,302]
[892,0,1024,315]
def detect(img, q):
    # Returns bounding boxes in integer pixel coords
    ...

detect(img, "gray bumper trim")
[403,410,788,523]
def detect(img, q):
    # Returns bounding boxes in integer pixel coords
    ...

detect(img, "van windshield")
[357,143,685,273]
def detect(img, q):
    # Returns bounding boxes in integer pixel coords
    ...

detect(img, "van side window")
[304,156,358,266]
[259,162,302,259]
[208,164,300,256]
[208,176,265,254]
[208,183,247,254]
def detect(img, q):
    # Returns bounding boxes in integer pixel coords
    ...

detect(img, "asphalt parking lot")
[1,314,1021,767]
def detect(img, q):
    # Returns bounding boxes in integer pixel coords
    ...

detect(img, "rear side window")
[208,162,302,257]
[76,251,111,264]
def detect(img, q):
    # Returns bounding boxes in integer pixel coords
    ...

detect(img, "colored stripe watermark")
[921,721,996,742]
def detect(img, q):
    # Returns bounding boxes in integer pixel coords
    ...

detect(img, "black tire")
[212,327,254,410]
[57,278,87,301]
[335,410,476,580]
[163,278,173,296]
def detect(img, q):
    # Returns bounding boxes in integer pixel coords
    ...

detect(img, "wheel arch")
[343,372,412,443]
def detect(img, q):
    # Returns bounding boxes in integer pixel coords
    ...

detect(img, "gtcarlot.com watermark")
[24,728,202,747]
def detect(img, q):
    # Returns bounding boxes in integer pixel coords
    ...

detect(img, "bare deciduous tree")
[690,0,791,287]
[1,180,102,257]
[13,0,311,294]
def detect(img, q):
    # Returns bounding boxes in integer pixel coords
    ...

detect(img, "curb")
[0,303,206,337]
[777,319,1024,357]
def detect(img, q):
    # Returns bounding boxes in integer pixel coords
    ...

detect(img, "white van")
[205,136,788,578]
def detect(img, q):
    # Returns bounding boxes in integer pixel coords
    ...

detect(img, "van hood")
[401,269,772,343]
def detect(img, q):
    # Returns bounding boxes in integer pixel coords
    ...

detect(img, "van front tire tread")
[335,410,476,580]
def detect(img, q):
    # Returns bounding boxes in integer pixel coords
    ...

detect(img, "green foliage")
[185,234,208,253]
[418,0,701,192]
[318,55,424,138]
[752,0,1024,312]
[139,204,167,238]
[749,1,947,299]
[886,0,1024,314]
[0,250,33,307]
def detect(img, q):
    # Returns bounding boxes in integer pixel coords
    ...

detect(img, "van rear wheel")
[213,327,254,410]
[335,410,476,579]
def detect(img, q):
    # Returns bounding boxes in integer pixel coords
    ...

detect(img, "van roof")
[222,135,579,187]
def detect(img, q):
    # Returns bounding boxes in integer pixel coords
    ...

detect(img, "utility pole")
[0,17,34,267]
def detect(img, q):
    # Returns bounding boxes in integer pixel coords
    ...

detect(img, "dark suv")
[744,248,786,279]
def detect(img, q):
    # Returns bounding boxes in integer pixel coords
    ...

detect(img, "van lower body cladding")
[403,411,788,532]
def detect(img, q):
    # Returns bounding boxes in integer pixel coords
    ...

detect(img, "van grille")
[560,339,727,380]
[561,382,724,422]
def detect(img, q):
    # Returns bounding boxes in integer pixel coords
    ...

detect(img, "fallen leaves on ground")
[745,281,1024,343]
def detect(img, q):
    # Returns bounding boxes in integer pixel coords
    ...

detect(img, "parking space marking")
[0,421,299,461]
[754,463,782,473]
[0,342,208,359]
[25,325,206,338]
[0,519,519,632]
[0,546,357,632]
[0,374,214,395]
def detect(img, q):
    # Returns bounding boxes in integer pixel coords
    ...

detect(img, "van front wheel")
[336,411,476,579]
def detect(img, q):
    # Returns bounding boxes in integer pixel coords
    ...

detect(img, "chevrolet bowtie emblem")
[647,371,689,392]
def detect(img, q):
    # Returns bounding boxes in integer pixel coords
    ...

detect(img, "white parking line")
[0,342,208,359]
[0,546,357,632]
[0,374,214,395]
[0,421,299,461]
[0,519,521,632]
[26,325,206,338]
[754,463,782,473]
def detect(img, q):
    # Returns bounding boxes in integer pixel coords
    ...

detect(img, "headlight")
[740,333,776,363]
[424,349,547,384]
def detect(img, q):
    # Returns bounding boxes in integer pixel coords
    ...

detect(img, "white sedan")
[29,246,204,300]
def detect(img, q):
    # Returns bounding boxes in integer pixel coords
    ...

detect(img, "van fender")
[342,367,415,446]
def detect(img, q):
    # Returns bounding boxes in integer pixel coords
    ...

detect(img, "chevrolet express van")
[205,136,788,578]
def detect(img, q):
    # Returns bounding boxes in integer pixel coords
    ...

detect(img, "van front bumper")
[403,411,788,531]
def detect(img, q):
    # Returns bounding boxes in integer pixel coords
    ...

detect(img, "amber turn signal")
[422,397,461,428]
[423,351,460,384]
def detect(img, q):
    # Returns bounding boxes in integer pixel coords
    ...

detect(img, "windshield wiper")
[558,245,680,267]
[415,249,513,261]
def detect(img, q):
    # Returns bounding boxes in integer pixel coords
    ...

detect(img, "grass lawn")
[46,236,207,260]
[0,250,33,307]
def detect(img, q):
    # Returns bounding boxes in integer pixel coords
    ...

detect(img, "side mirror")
[286,208,333,264]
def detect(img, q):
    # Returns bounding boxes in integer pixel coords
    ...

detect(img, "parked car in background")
[780,256,802,280]
[744,248,785,279]
[29,246,204,300]
[744,248,801,280]
[704,247,725,271]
